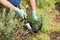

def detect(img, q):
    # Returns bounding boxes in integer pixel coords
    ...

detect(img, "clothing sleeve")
[8,0,21,6]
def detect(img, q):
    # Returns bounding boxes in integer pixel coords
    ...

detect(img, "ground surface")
[49,31,60,40]
[0,1,60,40]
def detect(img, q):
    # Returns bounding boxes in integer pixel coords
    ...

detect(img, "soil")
[55,2,60,12]
[49,31,60,40]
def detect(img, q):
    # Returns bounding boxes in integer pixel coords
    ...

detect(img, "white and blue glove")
[13,7,27,19]
[31,10,38,21]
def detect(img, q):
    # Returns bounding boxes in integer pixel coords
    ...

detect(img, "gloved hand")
[31,10,38,21]
[13,7,27,19]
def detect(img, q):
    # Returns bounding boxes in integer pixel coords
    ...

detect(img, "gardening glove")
[13,7,27,19]
[31,10,38,21]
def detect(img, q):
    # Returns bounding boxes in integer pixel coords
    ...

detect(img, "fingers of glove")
[32,10,38,21]
[20,11,27,19]
[34,16,38,21]
[19,11,25,19]
[32,15,38,21]
[13,7,27,19]
[24,12,27,19]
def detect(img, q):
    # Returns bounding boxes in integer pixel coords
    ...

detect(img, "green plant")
[0,6,16,40]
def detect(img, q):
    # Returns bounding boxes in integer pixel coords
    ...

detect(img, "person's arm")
[0,0,27,19]
[29,0,38,21]
[0,0,15,9]
[30,0,36,10]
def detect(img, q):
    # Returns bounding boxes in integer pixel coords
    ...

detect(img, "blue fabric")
[8,0,21,6]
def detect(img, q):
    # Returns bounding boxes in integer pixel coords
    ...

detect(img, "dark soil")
[55,2,60,12]
[49,31,60,40]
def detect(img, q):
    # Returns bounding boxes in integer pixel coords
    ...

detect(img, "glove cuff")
[13,7,21,12]
[32,10,36,16]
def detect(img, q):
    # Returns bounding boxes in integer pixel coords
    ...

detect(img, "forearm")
[30,0,36,10]
[0,0,15,9]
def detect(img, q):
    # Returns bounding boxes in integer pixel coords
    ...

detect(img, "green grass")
[26,2,60,40]
[0,0,60,40]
